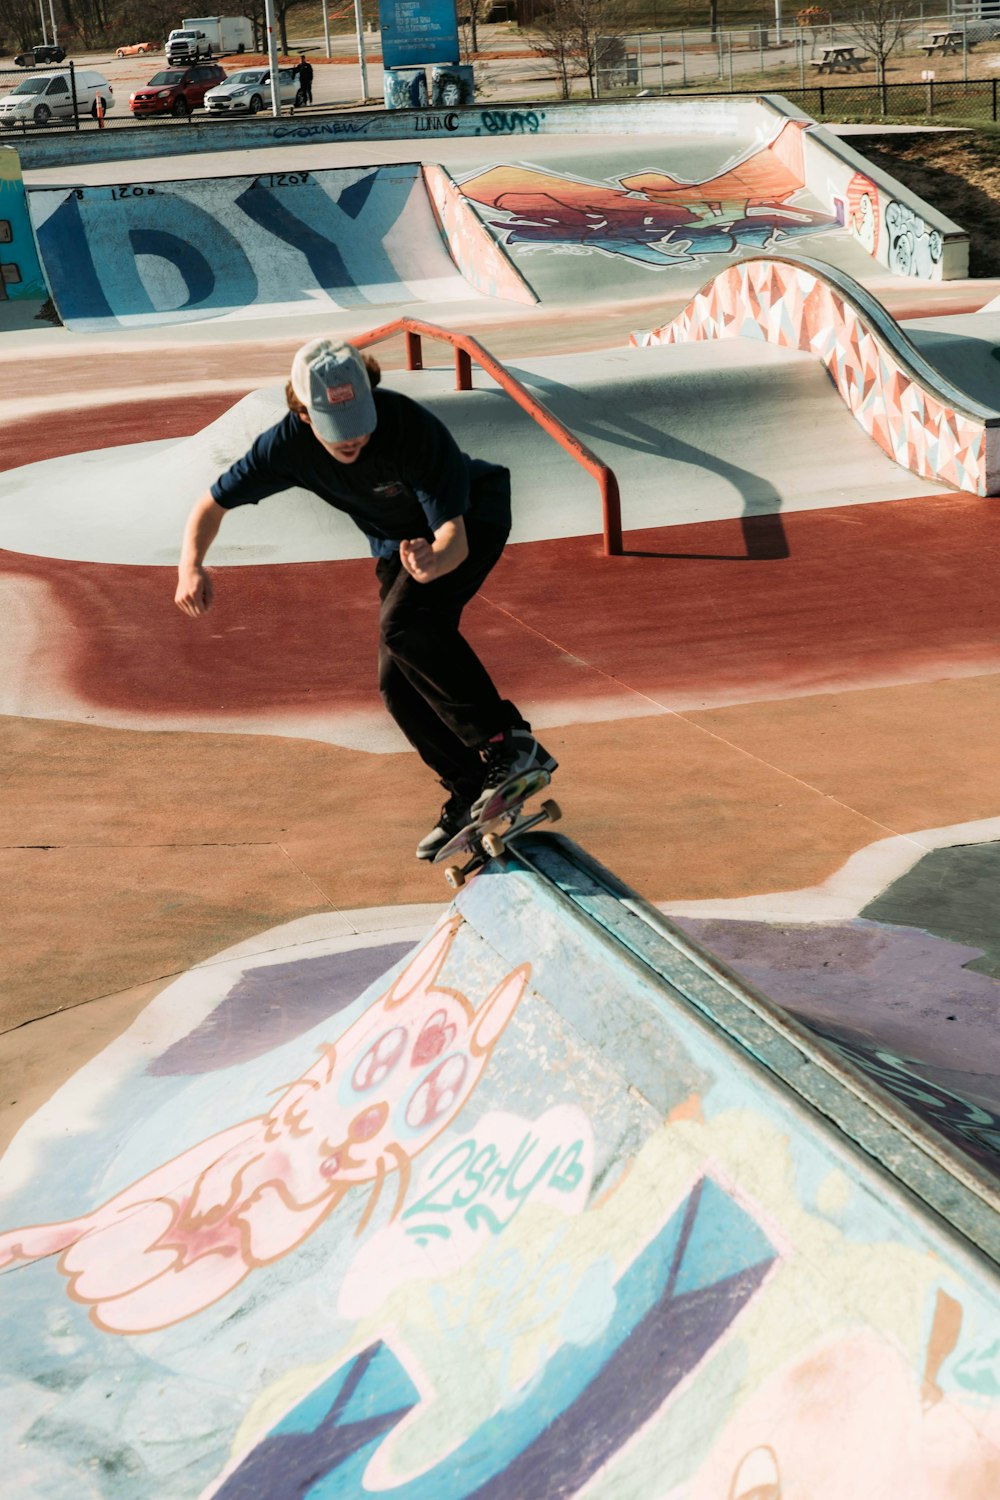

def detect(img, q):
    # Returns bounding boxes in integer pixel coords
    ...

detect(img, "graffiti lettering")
[272,118,372,140]
[250,172,310,188]
[812,1025,1000,1168]
[480,109,541,135]
[414,112,460,133]
[403,1130,586,1239]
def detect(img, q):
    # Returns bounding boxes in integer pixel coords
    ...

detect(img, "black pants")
[376,518,524,796]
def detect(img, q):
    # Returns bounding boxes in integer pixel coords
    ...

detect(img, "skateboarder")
[174,337,557,859]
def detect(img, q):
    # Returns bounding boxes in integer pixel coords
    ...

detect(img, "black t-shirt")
[211,388,510,558]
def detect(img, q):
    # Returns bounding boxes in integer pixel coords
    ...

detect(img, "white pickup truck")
[166,15,253,64]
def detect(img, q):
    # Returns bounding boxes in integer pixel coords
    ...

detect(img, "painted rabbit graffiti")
[0,917,530,1335]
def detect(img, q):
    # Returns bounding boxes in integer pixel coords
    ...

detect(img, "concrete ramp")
[27,163,533,330]
[1,836,999,1496]
[634,253,1000,495]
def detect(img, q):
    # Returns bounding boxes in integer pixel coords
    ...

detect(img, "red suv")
[130,63,226,118]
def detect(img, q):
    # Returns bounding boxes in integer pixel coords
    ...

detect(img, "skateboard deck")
[433,769,560,889]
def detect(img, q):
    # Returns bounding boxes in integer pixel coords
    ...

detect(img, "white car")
[204,67,302,115]
[0,69,113,127]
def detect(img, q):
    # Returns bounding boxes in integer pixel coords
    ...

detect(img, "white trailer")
[166,16,253,63]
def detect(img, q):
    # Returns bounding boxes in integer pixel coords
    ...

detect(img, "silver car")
[204,67,302,115]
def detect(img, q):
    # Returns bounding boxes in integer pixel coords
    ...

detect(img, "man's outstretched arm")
[176,491,227,616]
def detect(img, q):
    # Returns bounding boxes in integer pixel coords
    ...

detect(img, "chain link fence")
[597,15,1000,95]
[772,74,1000,121]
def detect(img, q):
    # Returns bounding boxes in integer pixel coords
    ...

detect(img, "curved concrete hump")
[633,253,1000,496]
[27,163,525,330]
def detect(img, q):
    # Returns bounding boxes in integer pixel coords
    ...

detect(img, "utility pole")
[354,0,369,101]
[264,0,282,115]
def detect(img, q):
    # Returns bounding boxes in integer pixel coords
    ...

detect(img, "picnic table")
[810,44,865,74]
[922,29,973,55]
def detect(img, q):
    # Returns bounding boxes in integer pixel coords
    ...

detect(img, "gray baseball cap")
[290,338,377,443]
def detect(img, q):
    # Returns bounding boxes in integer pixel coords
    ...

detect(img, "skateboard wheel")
[444,865,465,890]
[541,799,562,824]
[482,832,505,859]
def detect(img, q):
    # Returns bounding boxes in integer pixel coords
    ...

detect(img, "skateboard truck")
[433,769,561,889]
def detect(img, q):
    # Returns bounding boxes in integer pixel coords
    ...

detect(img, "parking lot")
[0,40,389,130]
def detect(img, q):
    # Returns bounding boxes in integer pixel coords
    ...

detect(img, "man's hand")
[175,564,214,617]
[400,537,438,583]
[176,492,226,617]
[400,517,468,584]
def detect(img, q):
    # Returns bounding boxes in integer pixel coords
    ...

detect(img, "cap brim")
[310,387,377,444]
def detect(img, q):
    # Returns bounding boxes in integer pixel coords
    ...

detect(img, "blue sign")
[378,0,460,68]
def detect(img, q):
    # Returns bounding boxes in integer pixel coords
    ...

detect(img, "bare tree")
[460,0,490,56]
[531,0,628,100]
[0,0,51,50]
[840,0,911,90]
[530,0,576,98]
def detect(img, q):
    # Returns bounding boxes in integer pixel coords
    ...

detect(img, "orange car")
[115,42,154,57]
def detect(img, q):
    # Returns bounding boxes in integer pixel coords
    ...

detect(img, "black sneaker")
[471,728,558,819]
[416,789,473,862]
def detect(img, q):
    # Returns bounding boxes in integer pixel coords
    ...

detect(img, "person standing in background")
[295,53,313,104]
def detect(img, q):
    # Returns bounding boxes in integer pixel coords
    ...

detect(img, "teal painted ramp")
[1,836,999,1495]
[28,164,486,329]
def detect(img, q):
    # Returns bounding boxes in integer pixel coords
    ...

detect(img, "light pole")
[775,0,783,46]
[354,0,369,101]
[263,0,282,115]
[36,0,48,46]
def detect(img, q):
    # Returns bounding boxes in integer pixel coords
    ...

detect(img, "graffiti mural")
[886,198,945,279]
[0,918,529,1333]
[0,144,46,302]
[207,1175,776,1497]
[634,255,991,495]
[422,163,536,304]
[28,164,487,330]
[4,866,1000,1499]
[845,169,881,256]
[460,121,839,270]
[842,170,945,279]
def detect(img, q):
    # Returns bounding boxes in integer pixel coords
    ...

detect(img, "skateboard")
[433,768,561,889]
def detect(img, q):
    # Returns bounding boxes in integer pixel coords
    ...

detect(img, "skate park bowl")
[4,88,1000,1498]
[10,94,971,332]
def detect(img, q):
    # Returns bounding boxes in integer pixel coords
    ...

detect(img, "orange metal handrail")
[351,316,623,556]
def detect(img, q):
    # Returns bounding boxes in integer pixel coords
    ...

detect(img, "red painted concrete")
[0,395,245,470]
[3,491,998,721]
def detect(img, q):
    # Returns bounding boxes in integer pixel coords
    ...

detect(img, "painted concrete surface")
[2,847,1000,1498]
[29,163,498,330]
[4,102,1000,1494]
[635,255,1000,495]
[0,348,947,569]
[19,113,945,331]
